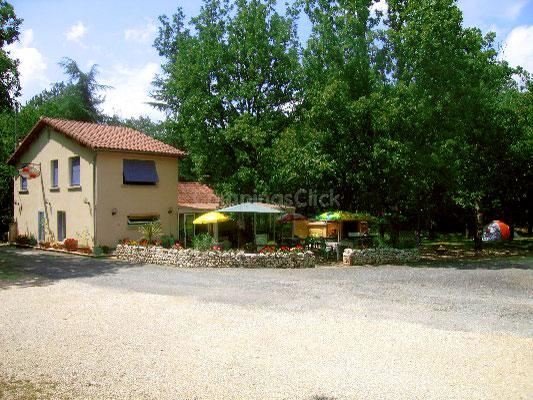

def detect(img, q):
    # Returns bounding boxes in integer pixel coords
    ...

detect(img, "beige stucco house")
[8,117,185,247]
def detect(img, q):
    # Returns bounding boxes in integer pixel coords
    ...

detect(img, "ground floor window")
[38,211,45,242]
[57,211,66,241]
[127,214,159,227]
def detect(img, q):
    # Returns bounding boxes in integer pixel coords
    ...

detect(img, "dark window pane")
[127,214,159,226]
[70,157,80,186]
[52,160,58,187]
[20,176,27,191]
[123,159,158,185]
[57,211,66,241]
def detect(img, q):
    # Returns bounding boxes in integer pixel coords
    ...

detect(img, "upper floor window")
[123,159,158,185]
[20,176,27,191]
[70,156,80,186]
[51,159,58,187]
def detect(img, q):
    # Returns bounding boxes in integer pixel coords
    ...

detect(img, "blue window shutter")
[38,212,45,242]
[123,160,158,184]
[71,157,80,186]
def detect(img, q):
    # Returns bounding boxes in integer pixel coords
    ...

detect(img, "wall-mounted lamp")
[83,197,90,205]
[111,208,117,216]
[168,207,173,214]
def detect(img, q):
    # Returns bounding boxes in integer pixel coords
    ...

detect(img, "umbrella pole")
[254,213,256,246]
[292,221,294,240]
[337,222,341,261]
[237,214,241,249]
[273,215,276,243]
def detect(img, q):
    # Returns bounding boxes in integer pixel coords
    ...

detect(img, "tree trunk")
[473,202,483,251]
[428,219,436,240]
[527,209,533,235]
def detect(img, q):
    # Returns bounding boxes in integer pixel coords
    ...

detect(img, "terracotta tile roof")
[7,117,186,164]
[177,182,221,210]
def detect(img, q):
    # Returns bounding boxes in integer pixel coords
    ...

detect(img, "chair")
[255,233,269,251]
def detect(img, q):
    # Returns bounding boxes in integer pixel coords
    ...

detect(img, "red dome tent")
[482,220,511,241]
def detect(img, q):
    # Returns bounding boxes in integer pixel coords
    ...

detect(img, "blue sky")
[8,0,533,121]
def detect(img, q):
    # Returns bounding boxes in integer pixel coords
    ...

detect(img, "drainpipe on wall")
[93,153,97,247]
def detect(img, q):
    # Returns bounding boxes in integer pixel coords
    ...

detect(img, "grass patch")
[0,265,26,281]
[422,236,533,251]
[414,255,533,270]
[0,376,58,400]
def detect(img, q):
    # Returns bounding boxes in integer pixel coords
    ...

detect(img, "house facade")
[8,117,185,247]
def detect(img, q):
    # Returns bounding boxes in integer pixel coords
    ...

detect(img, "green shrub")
[161,235,176,249]
[16,234,30,246]
[16,234,37,246]
[93,246,104,256]
[373,235,390,248]
[138,221,162,244]
[101,245,111,254]
[192,233,215,251]
[374,232,417,249]
[28,235,37,246]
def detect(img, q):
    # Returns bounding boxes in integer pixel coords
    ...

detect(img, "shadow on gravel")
[0,246,131,289]
[415,256,533,270]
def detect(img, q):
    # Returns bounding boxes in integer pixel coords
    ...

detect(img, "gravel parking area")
[0,247,532,399]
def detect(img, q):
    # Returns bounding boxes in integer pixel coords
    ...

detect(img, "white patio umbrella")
[217,202,283,246]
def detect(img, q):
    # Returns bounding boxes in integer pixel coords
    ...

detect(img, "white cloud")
[124,22,157,43]
[6,29,48,97]
[101,63,163,120]
[370,0,388,15]
[65,21,87,42]
[502,25,533,73]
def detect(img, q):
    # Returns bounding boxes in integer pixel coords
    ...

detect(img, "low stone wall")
[114,245,315,269]
[343,248,420,265]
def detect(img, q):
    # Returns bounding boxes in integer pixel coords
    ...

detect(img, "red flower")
[259,245,276,253]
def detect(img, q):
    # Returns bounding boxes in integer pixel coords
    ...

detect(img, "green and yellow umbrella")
[193,211,229,225]
[315,211,359,221]
[315,211,364,243]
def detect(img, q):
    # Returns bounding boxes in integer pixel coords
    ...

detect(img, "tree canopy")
[154,0,532,241]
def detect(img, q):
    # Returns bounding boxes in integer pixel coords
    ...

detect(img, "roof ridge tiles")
[7,117,186,164]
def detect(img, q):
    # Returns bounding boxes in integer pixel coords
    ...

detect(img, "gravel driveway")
[0,247,532,399]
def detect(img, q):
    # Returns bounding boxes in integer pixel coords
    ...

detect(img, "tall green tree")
[383,0,523,248]
[269,0,379,211]
[0,0,21,111]
[0,0,21,230]
[154,0,301,193]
